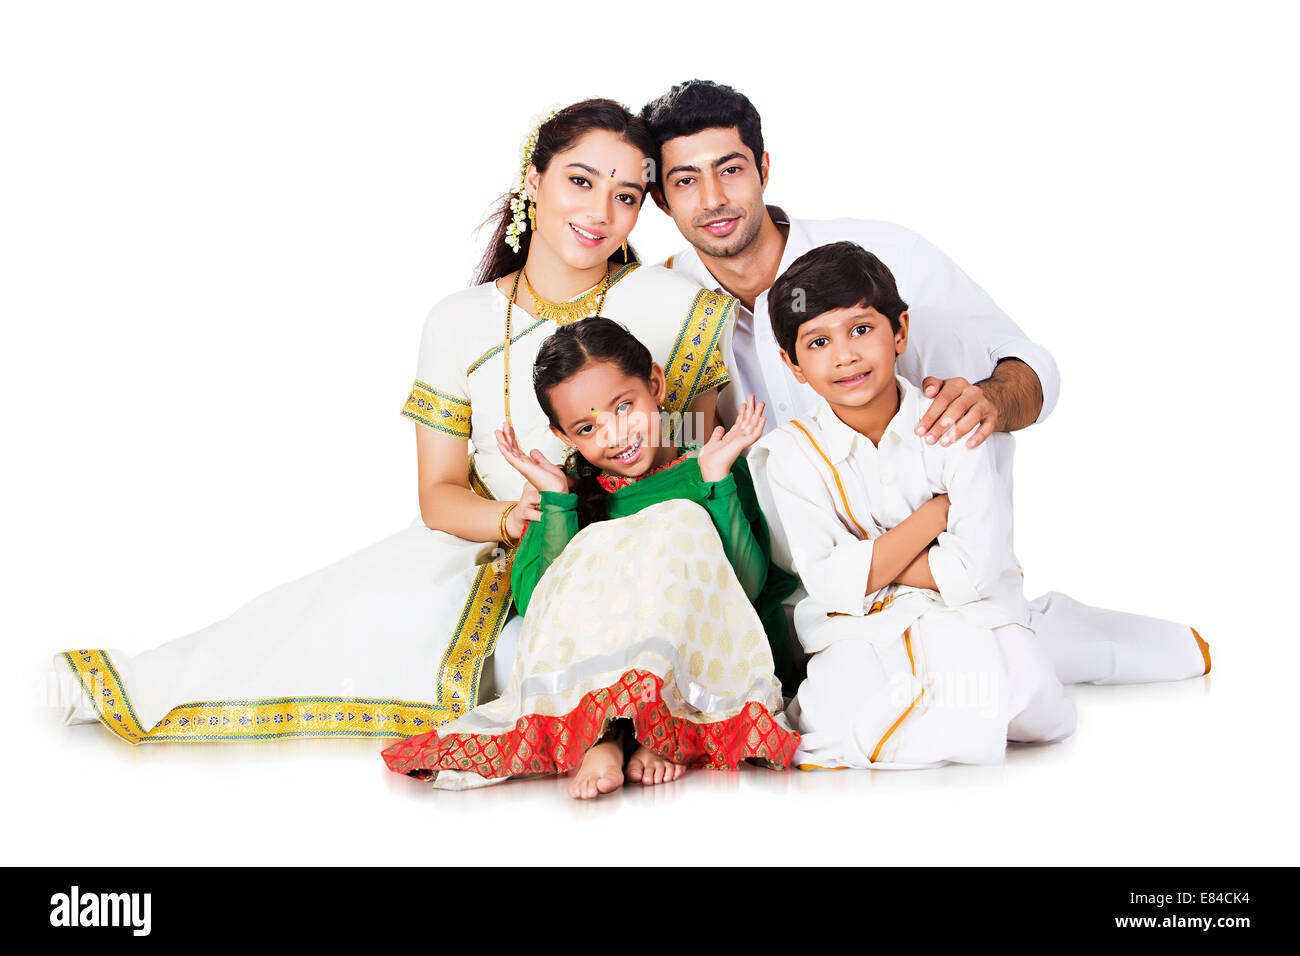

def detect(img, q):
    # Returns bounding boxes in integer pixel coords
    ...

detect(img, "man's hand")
[915,359,1045,448]
[915,377,997,449]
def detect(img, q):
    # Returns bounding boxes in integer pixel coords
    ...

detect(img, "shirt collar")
[805,374,919,462]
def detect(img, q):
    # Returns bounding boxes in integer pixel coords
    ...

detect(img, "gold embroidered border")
[402,379,472,439]
[662,290,735,415]
[433,453,513,716]
[435,553,513,719]
[61,650,453,744]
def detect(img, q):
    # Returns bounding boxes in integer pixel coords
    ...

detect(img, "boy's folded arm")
[926,437,1012,607]
[892,546,940,591]
[510,490,580,616]
[758,446,874,615]
[864,497,946,594]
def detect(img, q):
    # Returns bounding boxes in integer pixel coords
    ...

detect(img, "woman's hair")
[473,99,656,286]
[532,317,655,528]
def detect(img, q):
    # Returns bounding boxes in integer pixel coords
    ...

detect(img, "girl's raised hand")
[494,421,569,495]
[696,394,767,483]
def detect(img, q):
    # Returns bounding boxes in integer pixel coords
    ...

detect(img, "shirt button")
[779,402,789,411]
[881,470,894,484]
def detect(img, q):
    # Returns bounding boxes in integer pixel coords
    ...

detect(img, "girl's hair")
[532,317,655,528]
[473,99,656,286]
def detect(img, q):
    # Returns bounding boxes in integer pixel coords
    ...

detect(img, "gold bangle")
[498,502,519,549]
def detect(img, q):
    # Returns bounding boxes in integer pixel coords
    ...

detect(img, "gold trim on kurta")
[825,594,895,618]
[789,420,871,539]
[402,379,472,438]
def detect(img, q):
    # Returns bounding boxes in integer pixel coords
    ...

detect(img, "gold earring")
[528,199,536,231]
[622,239,629,262]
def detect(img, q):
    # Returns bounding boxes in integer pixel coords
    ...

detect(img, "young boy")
[748,241,1079,768]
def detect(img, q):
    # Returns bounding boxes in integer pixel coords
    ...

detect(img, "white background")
[3,1,1296,865]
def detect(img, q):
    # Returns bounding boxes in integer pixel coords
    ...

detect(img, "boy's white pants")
[1026,591,1209,685]
[789,612,1077,770]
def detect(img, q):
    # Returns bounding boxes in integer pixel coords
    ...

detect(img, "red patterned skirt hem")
[381,668,799,779]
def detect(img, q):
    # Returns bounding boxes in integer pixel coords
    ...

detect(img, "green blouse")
[510,449,799,694]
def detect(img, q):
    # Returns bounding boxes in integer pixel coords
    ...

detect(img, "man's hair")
[769,242,910,361]
[640,80,765,187]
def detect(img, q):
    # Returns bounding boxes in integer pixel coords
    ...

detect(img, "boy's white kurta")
[669,205,1211,688]
[749,379,1204,769]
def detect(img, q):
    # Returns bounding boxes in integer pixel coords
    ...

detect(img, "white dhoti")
[1027,591,1209,685]
[788,599,1076,770]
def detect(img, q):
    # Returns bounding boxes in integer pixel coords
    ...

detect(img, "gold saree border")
[435,456,513,718]
[61,650,451,744]
[789,420,871,540]
[662,289,733,415]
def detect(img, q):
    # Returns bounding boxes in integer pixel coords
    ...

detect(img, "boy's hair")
[640,80,765,189]
[769,241,909,362]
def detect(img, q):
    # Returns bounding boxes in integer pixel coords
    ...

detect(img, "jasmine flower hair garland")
[505,106,561,253]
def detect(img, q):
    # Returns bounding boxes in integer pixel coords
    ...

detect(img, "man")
[638,80,1210,687]
[640,80,1051,450]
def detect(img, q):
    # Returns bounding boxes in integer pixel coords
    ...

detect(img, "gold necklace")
[503,268,613,422]
[522,269,611,325]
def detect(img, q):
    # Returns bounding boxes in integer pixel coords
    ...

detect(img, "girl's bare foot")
[567,740,625,800]
[626,744,686,786]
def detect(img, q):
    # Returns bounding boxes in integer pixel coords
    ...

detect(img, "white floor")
[11,631,1288,867]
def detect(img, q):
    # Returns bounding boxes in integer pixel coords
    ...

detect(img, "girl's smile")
[545,359,674,478]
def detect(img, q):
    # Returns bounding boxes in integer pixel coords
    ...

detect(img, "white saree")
[56,263,736,743]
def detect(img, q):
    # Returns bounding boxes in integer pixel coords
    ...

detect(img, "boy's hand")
[916,377,997,449]
[697,394,766,483]
[494,421,569,495]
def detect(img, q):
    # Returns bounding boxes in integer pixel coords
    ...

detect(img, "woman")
[57,99,738,743]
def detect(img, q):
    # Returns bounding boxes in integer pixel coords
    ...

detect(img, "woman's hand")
[696,394,766,483]
[495,421,569,494]
[505,482,542,541]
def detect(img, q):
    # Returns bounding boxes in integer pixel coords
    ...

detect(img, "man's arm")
[915,357,1044,448]
[892,229,1059,448]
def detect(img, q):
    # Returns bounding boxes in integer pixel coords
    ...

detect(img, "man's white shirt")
[662,205,1060,433]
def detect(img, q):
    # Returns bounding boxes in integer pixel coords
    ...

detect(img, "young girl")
[382,317,800,797]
